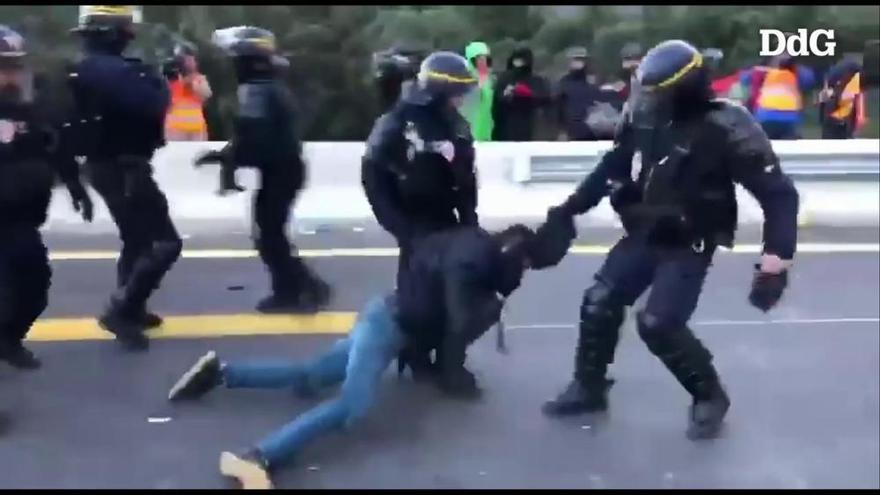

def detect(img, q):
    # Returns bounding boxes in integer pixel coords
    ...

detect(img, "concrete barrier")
[44,140,880,234]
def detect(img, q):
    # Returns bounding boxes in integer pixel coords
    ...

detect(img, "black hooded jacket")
[396,225,527,372]
[491,47,550,141]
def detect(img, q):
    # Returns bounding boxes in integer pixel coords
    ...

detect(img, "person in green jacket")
[463,41,494,141]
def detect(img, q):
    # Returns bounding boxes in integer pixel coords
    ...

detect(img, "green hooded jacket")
[463,41,494,142]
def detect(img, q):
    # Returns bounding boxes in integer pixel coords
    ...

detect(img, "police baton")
[495,299,509,354]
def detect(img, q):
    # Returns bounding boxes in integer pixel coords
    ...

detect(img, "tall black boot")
[543,284,624,416]
[98,296,150,351]
[637,313,730,440]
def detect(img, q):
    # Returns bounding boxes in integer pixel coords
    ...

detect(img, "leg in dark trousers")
[544,233,657,416]
[252,182,329,313]
[87,159,182,350]
[636,243,730,439]
[0,229,50,369]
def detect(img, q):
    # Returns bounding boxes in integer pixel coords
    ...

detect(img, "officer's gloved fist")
[438,366,481,400]
[397,348,439,382]
[218,166,246,196]
[67,182,94,223]
[530,205,576,269]
[748,255,791,312]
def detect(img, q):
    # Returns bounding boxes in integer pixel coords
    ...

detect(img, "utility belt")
[57,113,103,159]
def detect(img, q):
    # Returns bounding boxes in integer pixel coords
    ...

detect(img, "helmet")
[73,5,139,34]
[73,5,141,54]
[701,47,724,72]
[566,46,589,60]
[0,25,26,69]
[372,46,423,81]
[621,42,643,61]
[631,40,712,124]
[211,26,287,66]
[408,51,477,105]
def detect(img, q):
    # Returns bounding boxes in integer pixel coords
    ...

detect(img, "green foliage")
[0,5,876,140]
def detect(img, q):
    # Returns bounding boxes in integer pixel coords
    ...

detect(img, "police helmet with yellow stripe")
[630,40,713,122]
[211,26,288,68]
[73,5,140,33]
[406,51,477,105]
[0,25,26,69]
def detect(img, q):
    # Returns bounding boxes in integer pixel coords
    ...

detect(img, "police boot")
[220,449,273,490]
[0,341,41,370]
[257,260,331,314]
[543,284,623,417]
[168,351,223,401]
[134,305,163,329]
[637,312,730,440]
[98,297,150,351]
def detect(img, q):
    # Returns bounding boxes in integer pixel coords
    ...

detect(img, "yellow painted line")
[27,312,358,342]
[46,243,880,261]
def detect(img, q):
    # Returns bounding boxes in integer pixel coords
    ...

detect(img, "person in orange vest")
[164,45,212,141]
[820,58,866,139]
[752,55,816,140]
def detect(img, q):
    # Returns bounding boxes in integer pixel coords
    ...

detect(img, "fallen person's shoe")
[168,351,222,401]
[220,450,273,489]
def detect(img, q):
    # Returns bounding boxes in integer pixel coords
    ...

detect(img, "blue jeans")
[221,294,404,467]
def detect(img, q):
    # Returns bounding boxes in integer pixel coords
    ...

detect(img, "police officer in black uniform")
[533,40,799,440]
[0,25,93,368]
[362,51,480,286]
[68,6,180,350]
[197,26,330,313]
[371,45,424,115]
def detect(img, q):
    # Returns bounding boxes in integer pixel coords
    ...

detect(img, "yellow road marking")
[27,312,358,342]
[47,243,880,261]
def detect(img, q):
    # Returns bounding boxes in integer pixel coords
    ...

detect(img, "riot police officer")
[361,51,480,285]
[533,40,799,440]
[0,25,93,368]
[68,6,180,350]
[197,26,330,313]
[371,45,424,115]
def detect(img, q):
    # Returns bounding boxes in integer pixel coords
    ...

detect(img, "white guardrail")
[44,139,880,232]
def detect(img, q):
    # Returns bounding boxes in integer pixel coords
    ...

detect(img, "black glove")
[437,366,481,399]
[193,149,227,168]
[609,181,642,231]
[67,181,94,223]
[748,265,789,312]
[396,346,439,382]
[218,163,246,196]
[529,206,576,269]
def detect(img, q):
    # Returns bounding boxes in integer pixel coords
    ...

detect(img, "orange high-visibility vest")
[166,78,208,135]
[830,73,865,130]
[757,68,802,112]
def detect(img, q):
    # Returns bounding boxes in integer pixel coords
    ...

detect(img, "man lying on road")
[166,222,567,489]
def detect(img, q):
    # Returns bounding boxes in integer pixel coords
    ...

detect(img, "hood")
[465,41,490,62]
[827,58,861,86]
[506,46,533,73]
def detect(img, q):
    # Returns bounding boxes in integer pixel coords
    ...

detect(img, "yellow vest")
[757,69,801,112]
[166,78,208,134]
[830,72,861,122]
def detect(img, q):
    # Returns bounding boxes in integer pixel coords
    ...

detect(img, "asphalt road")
[1,228,878,489]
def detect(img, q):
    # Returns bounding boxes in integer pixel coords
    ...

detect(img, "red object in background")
[513,82,534,97]
[711,71,741,95]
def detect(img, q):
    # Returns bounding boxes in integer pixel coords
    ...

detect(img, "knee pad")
[151,239,182,266]
[580,281,625,329]
[636,310,711,361]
